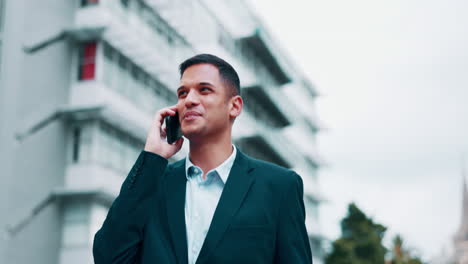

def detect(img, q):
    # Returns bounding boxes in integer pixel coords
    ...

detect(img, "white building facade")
[0,0,324,263]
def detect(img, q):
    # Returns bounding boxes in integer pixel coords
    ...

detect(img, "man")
[93,54,312,263]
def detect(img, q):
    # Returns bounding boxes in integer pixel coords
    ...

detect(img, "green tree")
[325,203,387,264]
[388,234,423,264]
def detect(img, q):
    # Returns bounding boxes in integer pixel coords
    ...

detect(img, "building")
[0,0,324,263]
[454,174,468,264]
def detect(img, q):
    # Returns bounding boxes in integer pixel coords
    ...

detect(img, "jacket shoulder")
[245,155,300,185]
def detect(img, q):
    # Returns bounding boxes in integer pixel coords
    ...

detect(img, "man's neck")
[188,137,234,175]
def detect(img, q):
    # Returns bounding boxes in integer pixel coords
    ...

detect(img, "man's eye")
[178,91,187,97]
[200,87,211,92]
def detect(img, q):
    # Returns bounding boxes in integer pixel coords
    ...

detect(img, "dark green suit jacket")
[93,148,312,264]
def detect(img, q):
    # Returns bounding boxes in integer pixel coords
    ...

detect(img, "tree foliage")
[387,234,423,264]
[325,203,387,264]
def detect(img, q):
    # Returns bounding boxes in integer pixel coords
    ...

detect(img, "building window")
[70,122,93,163]
[72,128,81,163]
[78,42,97,81]
[96,122,143,173]
[81,0,99,7]
[62,201,90,247]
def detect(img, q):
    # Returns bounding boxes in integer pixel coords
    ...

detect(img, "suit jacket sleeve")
[93,151,168,264]
[274,172,313,264]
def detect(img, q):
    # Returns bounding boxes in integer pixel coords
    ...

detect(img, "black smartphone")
[165,112,182,144]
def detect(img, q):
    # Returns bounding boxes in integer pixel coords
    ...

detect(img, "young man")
[93,54,312,264]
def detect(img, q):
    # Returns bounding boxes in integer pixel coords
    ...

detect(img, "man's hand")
[144,106,184,159]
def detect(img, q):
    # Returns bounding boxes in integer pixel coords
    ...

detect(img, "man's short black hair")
[179,54,241,97]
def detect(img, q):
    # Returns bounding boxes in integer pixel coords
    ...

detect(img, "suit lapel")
[166,160,188,264]
[196,150,255,264]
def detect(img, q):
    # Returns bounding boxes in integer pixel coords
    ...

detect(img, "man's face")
[176,63,236,140]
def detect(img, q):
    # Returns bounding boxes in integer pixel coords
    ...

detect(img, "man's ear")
[229,95,243,118]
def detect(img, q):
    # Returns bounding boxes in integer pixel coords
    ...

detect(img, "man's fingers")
[173,137,184,150]
[167,104,178,111]
[154,107,177,124]
[145,105,181,158]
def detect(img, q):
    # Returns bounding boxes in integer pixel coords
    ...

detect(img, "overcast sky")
[250,0,468,259]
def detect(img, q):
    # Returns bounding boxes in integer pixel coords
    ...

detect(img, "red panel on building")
[79,42,97,80]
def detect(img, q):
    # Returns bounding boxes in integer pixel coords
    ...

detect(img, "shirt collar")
[185,145,237,184]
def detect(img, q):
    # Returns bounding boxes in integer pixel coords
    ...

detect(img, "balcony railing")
[235,111,304,168]
[101,41,175,115]
[146,0,221,47]
[237,30,291,86]
[74,2,194,90]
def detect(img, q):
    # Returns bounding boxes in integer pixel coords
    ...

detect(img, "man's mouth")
[183,111,202,121]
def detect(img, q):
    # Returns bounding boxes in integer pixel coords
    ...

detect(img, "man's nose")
[184,90,200,106]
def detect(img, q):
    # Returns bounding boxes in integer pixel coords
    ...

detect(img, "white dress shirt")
[184,145,237,264]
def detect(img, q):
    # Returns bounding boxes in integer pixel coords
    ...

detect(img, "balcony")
[69,81,151,141]
[238,29,291,86]
[145,0,221,48]
[243,85,290,128]
[64,163,123,201]
[54,187,114,264]
[241,83,323,167]
[68,81,187,162]
[236,135,290,168]
[243,83,307,128]
[234,111,304,169]
[283,82,321,133]
[74,3,194,91]
[282,124,321,169]
[100,41,177,113]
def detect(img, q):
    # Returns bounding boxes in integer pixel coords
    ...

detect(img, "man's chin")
[181,128,202,140]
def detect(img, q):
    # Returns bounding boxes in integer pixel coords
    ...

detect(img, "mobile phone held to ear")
[165,112,182,144]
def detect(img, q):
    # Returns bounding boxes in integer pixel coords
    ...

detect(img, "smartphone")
[165,112,182,144]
